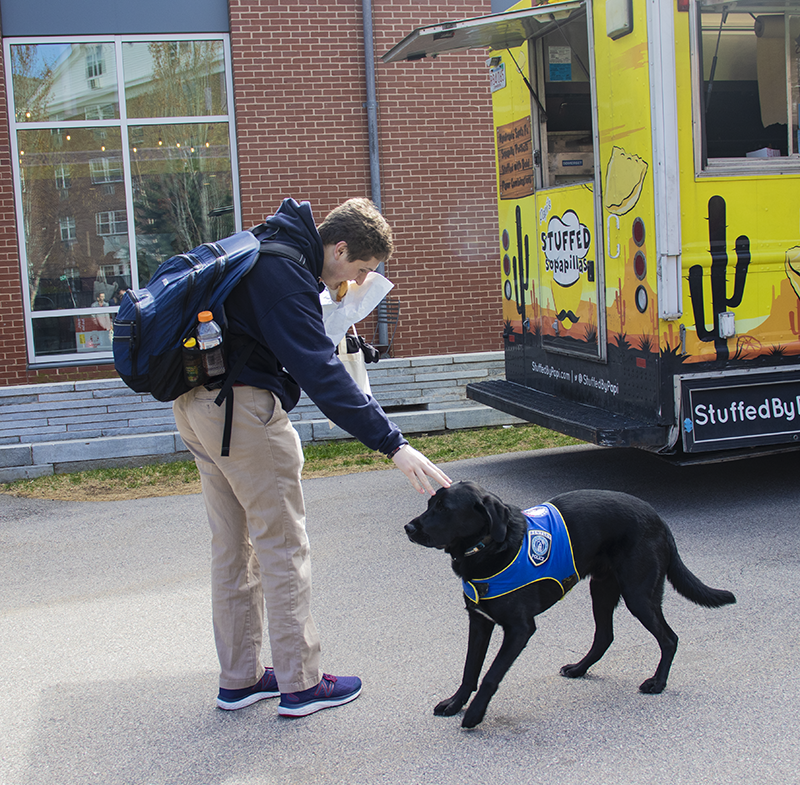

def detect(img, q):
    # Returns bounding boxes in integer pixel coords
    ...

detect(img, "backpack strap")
[250,220,308,268]
[259,240,307,269]
[213,339,257,457]
[210,239,308,456]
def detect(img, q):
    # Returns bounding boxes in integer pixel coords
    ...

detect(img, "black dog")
[404,481,736,728]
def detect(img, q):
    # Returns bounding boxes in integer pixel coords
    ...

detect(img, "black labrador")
[404,481,736,728]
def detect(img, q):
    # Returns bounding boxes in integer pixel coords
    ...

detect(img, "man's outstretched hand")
[391,444,452,495]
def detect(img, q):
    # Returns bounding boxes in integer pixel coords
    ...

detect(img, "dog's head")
[404,481,511,554]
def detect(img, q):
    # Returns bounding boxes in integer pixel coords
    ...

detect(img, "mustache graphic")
[556,310,580,324]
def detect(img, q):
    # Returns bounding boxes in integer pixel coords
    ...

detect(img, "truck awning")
[381,0,585,63]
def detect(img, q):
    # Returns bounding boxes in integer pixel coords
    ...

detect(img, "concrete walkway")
[1,444,797,784]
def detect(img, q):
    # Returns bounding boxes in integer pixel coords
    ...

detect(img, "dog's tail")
[666,531,736,608]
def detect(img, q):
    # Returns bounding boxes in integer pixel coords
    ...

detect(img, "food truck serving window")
[694,0,800,171]
[382,0,593,191]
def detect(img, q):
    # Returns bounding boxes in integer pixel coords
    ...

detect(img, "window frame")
[88,156,124,184]
[689,0,800,176]
[59,215,76,242]
[95,209,128,236]
[4,33,241,367]
[85,44,104,84]
[54,162,71,189]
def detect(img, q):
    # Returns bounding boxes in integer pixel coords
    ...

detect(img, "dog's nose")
[404,521,417,537]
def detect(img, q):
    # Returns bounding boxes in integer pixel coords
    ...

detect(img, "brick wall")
[373,1,501,357]
[229,0,502,358]
[0,1,503,386]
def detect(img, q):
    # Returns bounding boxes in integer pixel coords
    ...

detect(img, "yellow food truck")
[384,0,800,462]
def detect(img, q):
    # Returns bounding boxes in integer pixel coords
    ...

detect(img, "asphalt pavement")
[1,443,798,785]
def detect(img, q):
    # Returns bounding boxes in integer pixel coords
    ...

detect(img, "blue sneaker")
[216,667,280,710]
[278,674,362,717]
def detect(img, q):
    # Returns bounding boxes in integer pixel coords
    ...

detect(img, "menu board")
[497,116,534,200]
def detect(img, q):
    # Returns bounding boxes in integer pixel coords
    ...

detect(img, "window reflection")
[129,123,233,286]
[123,41,228,118]
[8,37,236,363]
[18,126,131,313]
[10,43,119,123]
[32,314,114,357]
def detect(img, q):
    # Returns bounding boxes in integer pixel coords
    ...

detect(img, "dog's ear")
[476,494,509,543]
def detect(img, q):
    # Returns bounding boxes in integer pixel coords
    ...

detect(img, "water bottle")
[196,311,226,377]
[182,336,203,386]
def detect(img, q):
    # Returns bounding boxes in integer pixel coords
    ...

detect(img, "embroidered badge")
[528,528,552,566]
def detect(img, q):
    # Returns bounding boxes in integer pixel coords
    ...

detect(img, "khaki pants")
[173,385,321,692]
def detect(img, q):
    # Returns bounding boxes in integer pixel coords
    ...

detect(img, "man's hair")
[318,198,393,263]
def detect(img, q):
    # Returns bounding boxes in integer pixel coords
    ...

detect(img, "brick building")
[0,0,502,388]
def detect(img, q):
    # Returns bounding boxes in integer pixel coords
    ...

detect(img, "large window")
[694,1,800,171]
[5,36,239,364]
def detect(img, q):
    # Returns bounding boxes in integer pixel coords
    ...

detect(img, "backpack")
[113,228,306,454]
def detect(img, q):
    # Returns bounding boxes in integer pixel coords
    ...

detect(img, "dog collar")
[459,534,495,559]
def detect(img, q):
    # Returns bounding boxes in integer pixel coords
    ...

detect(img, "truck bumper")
[467,379,670,449]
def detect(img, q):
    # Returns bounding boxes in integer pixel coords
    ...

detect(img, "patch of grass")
[301,424,579,477]
[0,424,581,502]
[2,460,204,501]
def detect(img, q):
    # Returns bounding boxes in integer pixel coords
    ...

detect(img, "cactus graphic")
[789,292,800,336]
[511,205,531,335]
[688,195,750,361]
[614,277,627,331]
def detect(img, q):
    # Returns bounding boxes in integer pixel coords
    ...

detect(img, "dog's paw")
[638,677,666,694]
[559,663,587,679]
[461,705,485,729]
[434,697,464,716]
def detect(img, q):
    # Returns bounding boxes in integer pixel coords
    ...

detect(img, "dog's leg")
[561,574,621,679]
[461,622,535,729]
[434,610,494,718]
[620,586,678,694]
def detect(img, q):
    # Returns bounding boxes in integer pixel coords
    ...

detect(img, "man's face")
[320,241,380,291]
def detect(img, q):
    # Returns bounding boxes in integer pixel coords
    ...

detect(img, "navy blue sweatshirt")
[224,199,406,456]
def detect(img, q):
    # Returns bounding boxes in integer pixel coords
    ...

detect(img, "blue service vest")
[462,502,580,604]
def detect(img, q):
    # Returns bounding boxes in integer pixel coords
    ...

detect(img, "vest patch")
[528,529,552,566]
[463,502,580,603]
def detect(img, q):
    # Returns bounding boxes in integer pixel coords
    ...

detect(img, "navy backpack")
[113,229,306,453]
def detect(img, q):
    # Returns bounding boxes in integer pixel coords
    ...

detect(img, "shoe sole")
[216,690,280,711]
[277,686,362,717]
